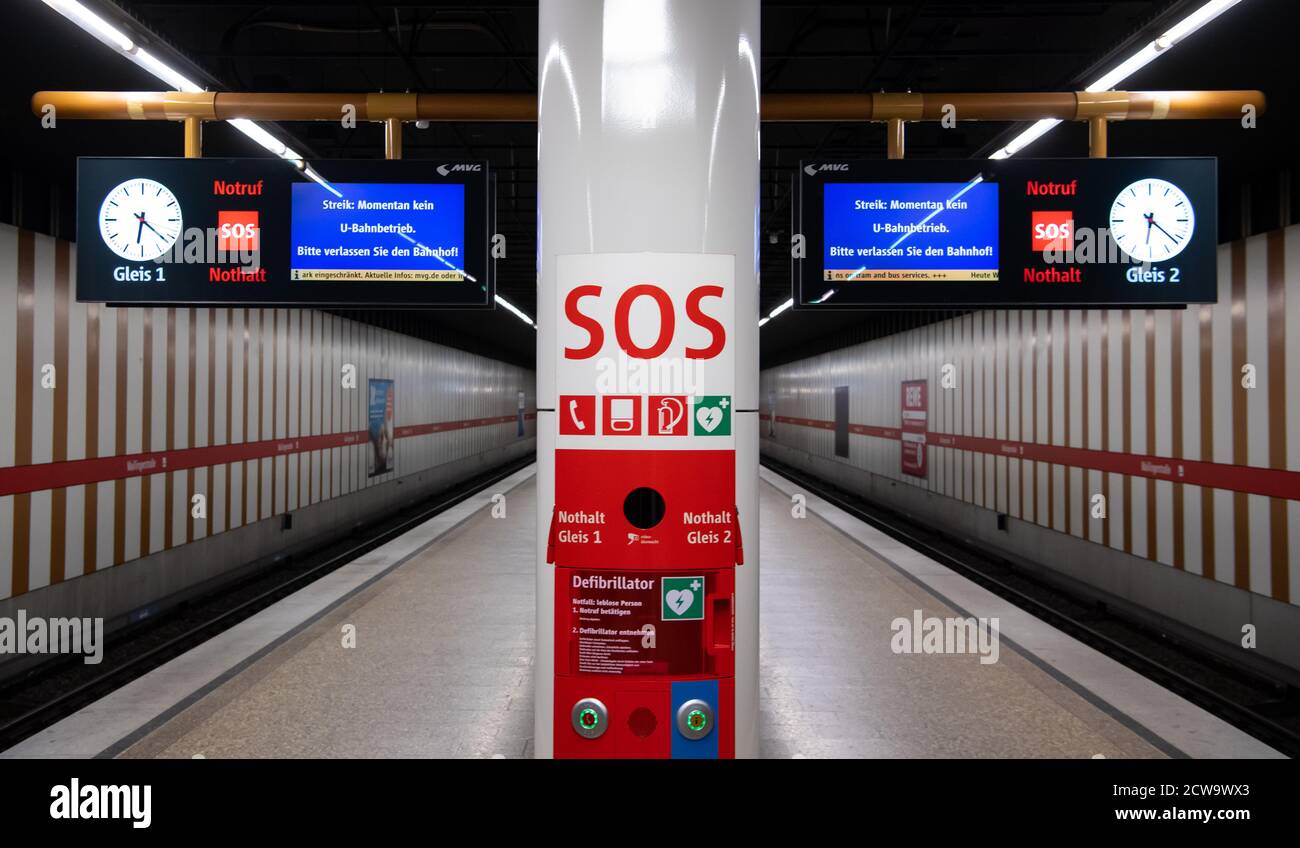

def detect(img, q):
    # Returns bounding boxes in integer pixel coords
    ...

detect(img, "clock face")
[99,178,183,262]
[1108,178,1194,263]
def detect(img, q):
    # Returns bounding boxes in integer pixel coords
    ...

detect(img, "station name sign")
[796,157,1217,308]
[76,157,493,307]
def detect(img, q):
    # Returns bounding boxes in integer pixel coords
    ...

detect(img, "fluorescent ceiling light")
[42,0,305,165]
[226,118,286,156]
[225,119,313,169]
[42,0,133,51]
[763,0,1244,328]
[758,297,794,326]
[768,298,794,319]
[43,1,201,91]
[1162,0,1241,42]
[130,47,202,93]
[302,165,342,198]
[988,0,1244,159]
[988,118,1062,159]
[1085,44,1167,94]
[495,295,536,327]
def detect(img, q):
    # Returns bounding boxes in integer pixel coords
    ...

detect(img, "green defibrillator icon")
[692,396,731,436]
[662,576,705,621]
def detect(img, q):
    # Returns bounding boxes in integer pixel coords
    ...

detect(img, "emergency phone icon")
[559,395,595,436]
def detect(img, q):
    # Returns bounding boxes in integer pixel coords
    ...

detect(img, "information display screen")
[797,157,1217,308]
[76,158,493,307]
[289,182,465,282]
[823,181,999,283]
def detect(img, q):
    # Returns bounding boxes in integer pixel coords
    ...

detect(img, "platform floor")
[4,467,1281,759]
[125,478,540,759]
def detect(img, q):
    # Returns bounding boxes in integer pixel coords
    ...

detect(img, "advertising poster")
[901,379,928,478]
[368,378,395,477]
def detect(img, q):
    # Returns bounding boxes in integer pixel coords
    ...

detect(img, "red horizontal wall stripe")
[767,414,1300,502]
[0,412,536,497]
[394,413,533,439]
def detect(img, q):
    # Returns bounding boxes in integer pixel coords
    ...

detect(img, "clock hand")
[135,212,145,244]
[141,219,165,239]
[1150,218,1179,243]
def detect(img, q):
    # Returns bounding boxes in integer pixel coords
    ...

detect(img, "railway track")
[0,457,533,753]
[762,455,1300,759]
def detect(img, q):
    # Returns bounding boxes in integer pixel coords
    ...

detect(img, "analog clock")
[1108,178,1194,263]
[99,178,183,261]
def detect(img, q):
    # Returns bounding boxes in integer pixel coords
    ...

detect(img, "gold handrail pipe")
[32,89,1264,123]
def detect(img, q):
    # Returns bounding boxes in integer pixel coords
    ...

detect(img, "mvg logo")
[436,163,482,176]
[804,163,850,176]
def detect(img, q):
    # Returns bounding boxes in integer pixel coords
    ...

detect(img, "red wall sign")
[901,379,928,478]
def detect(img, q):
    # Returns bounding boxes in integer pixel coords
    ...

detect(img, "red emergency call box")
[549,450,739,759]
[550,253,739,759]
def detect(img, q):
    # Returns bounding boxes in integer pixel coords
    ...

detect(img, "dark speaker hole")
[628,707,658,738]
[623,487,666,530]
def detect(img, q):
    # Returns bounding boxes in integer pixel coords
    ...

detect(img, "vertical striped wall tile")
[762,223,1300,608]
[0,224,535,604]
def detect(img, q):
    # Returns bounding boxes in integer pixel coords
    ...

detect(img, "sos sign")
[217,210,261,252]
[555,253,735,399]
[1030,211,1073,253]
[564,283,726,360]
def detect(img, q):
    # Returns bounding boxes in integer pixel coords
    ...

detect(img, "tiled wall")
[763,224,1300,608]
[0,223,535,602]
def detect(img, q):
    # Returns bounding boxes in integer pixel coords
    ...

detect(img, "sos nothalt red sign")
[901,379,928,478]
[551,252,738,569]
[550,252,739,760]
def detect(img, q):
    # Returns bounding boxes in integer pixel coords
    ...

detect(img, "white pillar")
[536,0,760,758]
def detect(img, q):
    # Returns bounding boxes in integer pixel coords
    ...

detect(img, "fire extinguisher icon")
[656,397,685,435]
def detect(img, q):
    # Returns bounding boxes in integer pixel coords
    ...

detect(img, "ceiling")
[3,0,1296,367]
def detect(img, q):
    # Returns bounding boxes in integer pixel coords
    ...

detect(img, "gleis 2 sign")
[797,157,1217,309]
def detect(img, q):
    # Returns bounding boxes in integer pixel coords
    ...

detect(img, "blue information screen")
[822,181,999,283]
[797,158,1217,308]
[290,182,466,282]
